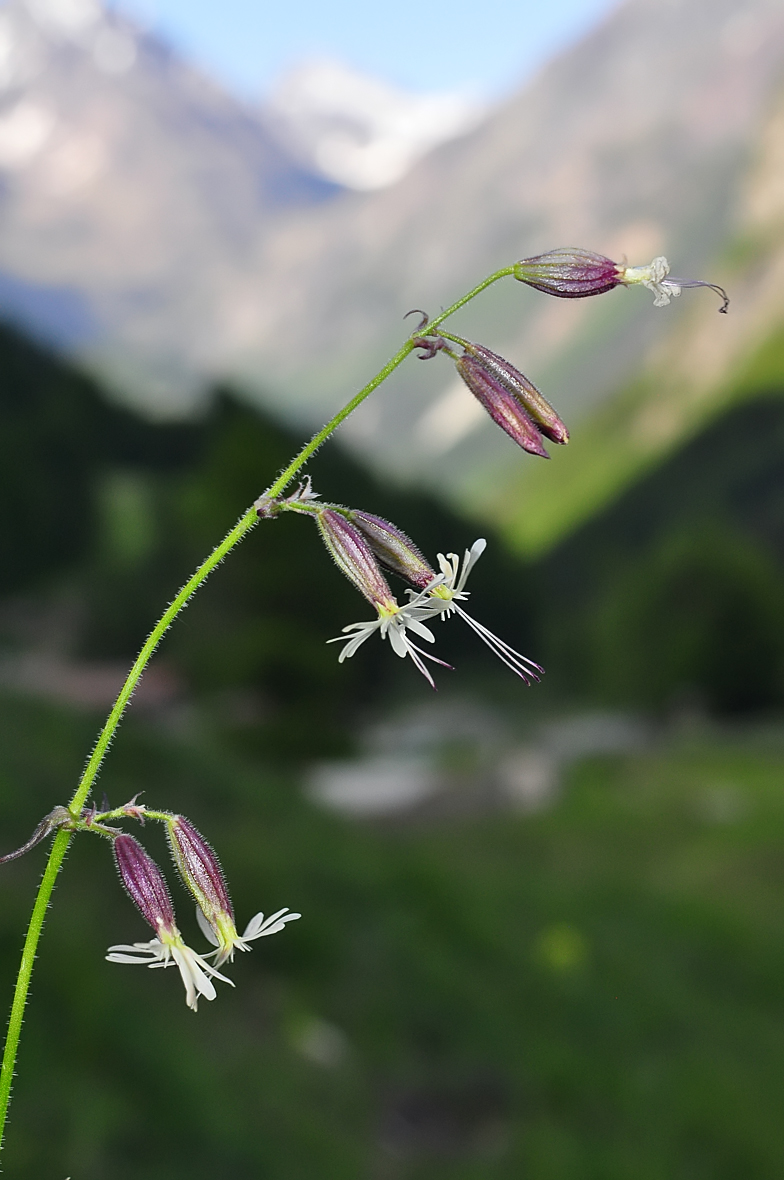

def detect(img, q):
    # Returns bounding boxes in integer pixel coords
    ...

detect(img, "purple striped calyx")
[461,341,569,446]
[165,814,301,966]
[454,343,567,458]
[514,248,623,298]
[316,507,398,613]
[348,510,436,591]
[166,814,234,932]
[113,833,177,937]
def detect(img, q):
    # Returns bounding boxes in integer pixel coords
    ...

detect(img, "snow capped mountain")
[265,59,486,190]
[0,0,338,407]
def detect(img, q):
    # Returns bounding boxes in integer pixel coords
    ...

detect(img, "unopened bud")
[461,341,568,445]
[514,248,623,298]
[113,834,177,937]
[316,508,397,610]
[348,511,436,590]
[456,353,549,457]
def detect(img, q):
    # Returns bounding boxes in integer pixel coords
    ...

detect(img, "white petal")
[170,944,233,1011]
[404,617,436,643]
[195,906,220,947]
[243,908,301,940]
[106,938,167,964]
[241,911,267,939]
[171,946,208,1010]
[388,624,409,658]
[458,538,486,590]
[106,951,155,964]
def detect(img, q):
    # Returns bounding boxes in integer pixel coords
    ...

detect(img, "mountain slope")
[2,0,784,551]
[0,0,336,409]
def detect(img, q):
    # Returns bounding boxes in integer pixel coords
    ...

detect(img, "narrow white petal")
[241,911,267,939]
[405,617,436,643]
[195,906,220,947]
[388,624,409,658]
[245,909,302,939]
[171,946,202,1010]
[458,538,486,590]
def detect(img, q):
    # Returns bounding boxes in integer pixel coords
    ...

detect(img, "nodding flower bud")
[514,248,623,298]
[113,833,177,936]
[316,507,397,611]
[455,352,550,457]
[460,341,569,445]
[348,510,436,591]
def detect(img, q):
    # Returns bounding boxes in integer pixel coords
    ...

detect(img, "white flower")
[331,538,542,685]
[329,594,452,687]
[106,932,233,1011]
[620,255,681,307]
[196,906,301,965]
[411,538,543,684]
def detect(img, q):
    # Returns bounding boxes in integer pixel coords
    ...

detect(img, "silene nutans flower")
[325,508,542,686]
[107,833,232,1011]
[513,247,729,312]
[315,506,451,686]
[165,814,300,966]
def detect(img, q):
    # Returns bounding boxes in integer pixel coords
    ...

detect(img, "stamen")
[669,279,729,313]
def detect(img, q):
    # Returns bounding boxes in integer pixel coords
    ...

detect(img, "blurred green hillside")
[494,316,784,558]
[3,312,784,727]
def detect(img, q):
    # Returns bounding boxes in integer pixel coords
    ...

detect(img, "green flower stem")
[426,267,516,332]
[68,506,259,817]
[0,507,259,1150]
[0,827,71,1150]
[0,262,516,1153]
[264,265,515,500]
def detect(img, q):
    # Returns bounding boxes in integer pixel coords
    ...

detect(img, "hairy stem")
[0,262,516,1151]
[265,266,515,500]
[0,828,71,1150]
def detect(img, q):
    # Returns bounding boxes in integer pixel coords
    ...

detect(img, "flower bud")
[461,341,568,445]
[316,507,397,610]
[348,511,436,590]
[455,353,549,457]
[514,248,623,298]
[113,834,177,937]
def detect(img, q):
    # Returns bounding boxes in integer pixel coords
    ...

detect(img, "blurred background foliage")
[1,318,784,1176]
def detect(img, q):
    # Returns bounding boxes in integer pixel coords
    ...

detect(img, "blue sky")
[113,0,622,100]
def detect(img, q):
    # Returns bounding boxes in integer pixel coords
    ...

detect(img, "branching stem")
[0,263,516,1152]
